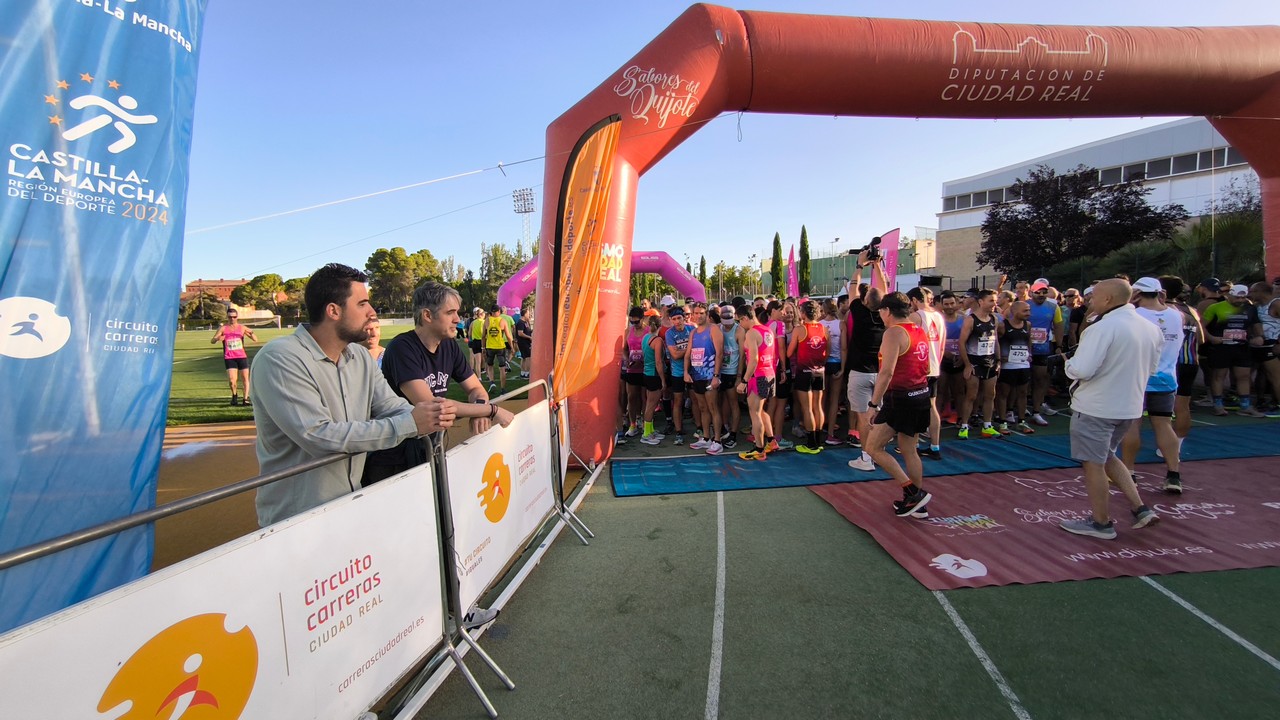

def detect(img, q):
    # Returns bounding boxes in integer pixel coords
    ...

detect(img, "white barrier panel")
[449,399,556,611]
[557,400,571,482]
[0,466,445,719]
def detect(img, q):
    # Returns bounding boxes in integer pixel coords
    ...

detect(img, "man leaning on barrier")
[363,281,515,486]
[251,263,454,528]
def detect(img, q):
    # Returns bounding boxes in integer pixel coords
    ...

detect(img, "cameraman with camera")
[843,243,889,471]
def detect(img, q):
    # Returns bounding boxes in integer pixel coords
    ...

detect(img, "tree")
[798,225,811,295]
[229,273,284,311]
[277,276,309,322]
[409,248,441,283]
[698,255,707,290]
[365,247,417,313]
[977,164,1187,278]
[686,261,693,275]
[770,232,783,296]
[180,291,226,323]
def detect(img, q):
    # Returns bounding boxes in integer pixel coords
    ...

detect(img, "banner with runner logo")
[0,465,446,719]
[447,401,556,611]
[0,1,206,631]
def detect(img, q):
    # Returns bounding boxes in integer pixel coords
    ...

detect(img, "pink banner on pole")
[879,228,900,293]
[812,457,1280,590]
[786,245,799,297]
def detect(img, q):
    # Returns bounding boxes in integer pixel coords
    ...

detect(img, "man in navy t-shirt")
[364,282,514,485]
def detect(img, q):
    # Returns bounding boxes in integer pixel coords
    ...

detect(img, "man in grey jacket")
[252,263,452,527]
[1058,278,1162,540]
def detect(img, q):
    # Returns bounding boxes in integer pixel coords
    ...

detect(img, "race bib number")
[690,347,706,365]
[976,338,995,355]
[226,338,243,353]
[1224,328,1247,342]
[629,349,644,363]
[944,339,959,355]
[1008,345,1029,364]
[1030,327,1049,345]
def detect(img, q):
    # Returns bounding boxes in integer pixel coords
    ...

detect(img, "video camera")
[847,236,883,263]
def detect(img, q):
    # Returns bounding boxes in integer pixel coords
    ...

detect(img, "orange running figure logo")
[97,613,258,719]
[478,453,512,523]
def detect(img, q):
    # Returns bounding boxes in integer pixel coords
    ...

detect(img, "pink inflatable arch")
[532,3,1280,463]
[497,251,706,311]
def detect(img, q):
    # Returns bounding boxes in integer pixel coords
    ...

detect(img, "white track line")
[1140,576,1280,672]
[704,491,727,720]
[933,591,1032,720]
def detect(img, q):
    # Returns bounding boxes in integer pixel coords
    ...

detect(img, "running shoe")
[920,447,943,461]
[705,442,723,455]
[242,397,252,407]
[1040,402,1058,416]
[1031,413,1049,426]
[1004,411,1017,424]
[824,434,844,446]
[1016,421,1035,434]
[996,422,1012,436]
[488,382,498,393]
[1211,406,1228,416]
[847,454,876,472]
[640,433,663,446]
[625,423,641,437]
[893,489,932,517]
[980,425,1001,438]
[795,444,818,455]
[909,508,930,519]
[846,432,862,448]
[957,425,970,440]
[229,396,240,406]
[1238,407,1266,418]
[1131,505,1160,529]
[723,436,738,450]
[775,438,795,450]
[766,439,781,453]
[739,448,767,461]
[792,423,805,438]
[1193,397,1214,408]
[614,432,629,445]
[673,434,685,446]
[690,438,710,450]
[1264,408,1280,419]
[1163,475,1183,494]
[1059,518,1117,539]
[459,607,500,631]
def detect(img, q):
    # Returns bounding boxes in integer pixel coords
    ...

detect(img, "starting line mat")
[811,457,1280,590]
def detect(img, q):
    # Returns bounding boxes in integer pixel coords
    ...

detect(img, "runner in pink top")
[736,305,777,460]
[211,309,258,406]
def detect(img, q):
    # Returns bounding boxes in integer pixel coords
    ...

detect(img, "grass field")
[167,326,531,425]
[420,473,1280,720]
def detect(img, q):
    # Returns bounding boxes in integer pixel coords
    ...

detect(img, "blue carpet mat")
[610,422,1280,497]
[1005,422,1280,464]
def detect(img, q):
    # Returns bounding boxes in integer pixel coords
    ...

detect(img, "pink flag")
[786,244,799,297]
[879,228,901,293]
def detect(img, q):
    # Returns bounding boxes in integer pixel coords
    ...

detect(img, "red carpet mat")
[812,457,1280,590]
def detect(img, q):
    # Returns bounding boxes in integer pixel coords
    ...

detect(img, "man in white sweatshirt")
[1058,278,1162,540]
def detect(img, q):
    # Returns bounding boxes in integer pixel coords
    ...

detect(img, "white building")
[935,117,1258,288]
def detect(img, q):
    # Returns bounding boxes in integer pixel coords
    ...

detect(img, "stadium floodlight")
[512,188,535,215]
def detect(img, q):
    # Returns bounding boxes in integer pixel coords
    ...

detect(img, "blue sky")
[180,0,1276,286]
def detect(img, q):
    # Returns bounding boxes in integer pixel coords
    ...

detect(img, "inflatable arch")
[497,251,706,312]
[532,3,1280,462]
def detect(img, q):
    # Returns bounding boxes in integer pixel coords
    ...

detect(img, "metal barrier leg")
[445,642,500,719]
[458,628,516,690]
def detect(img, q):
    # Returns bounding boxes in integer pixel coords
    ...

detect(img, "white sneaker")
[625,424,641,437]
[640,433,663,445]
[690,438,710,450]
[1040,403,1058,416]
[848,453,876,472]
[705,442,723,455]
[1031,413,1049,426]
[1005,411,1017,424]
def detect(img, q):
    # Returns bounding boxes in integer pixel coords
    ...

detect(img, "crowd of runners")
[616,250,1280,524]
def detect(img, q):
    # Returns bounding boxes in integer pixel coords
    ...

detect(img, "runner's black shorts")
[690,377,714,394]
[224,357,249,370]
[668,375,687,393]
[998,368,1031,387]
[1031,353,1050,367]
[775,376,792,400]
[970,356,999,380]
[720,372,738,391]
[793,369,825,393]
[927,375,938,398]
[469,339,482,353]
[643,374,663,392]
[1176,363,1199,397]
[874,386,932,436]
[623,372,645,387]
[1209,344,1251,369]
[823,361,843,381]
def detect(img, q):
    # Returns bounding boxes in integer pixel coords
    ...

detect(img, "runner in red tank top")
[862,292,936,517]
[788,300,830,453]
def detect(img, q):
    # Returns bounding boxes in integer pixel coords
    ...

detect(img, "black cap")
[669,307,685,317]
[1199,277,1223,290]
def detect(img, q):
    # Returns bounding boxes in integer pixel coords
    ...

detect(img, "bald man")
[1057,279,1162,540]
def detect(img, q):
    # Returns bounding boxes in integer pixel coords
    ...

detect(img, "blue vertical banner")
[0,0,206,632]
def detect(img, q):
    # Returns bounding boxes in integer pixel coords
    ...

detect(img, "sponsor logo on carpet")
[929,554,988,578]
[1151,502,1236,521]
